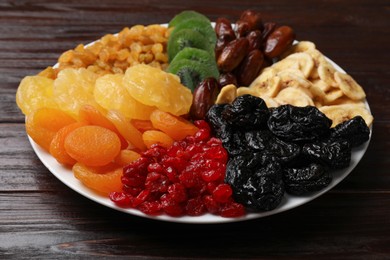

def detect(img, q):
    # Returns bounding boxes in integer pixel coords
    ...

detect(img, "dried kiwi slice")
[168,59,219,92]
[171,18,217,47]
[167,29,215,61]
[168,10,210,28]
[170,47,218,69]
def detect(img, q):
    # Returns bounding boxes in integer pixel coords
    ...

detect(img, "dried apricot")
[64,125,121,166]
[114,149,141,166]
[150,109,198,140]
[106,109,146,151]
[130,119,156,133]
[49,122,88,166]
[26,107,77,151]
[16,76,58,115]
[142,130,175,149]
[94,73,155,120]
[123,64,193,116]
[73,162,123,195]
[79,105,128,149]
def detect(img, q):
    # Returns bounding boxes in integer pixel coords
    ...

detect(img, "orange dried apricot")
[79,105,129,149]
[64,125,121,166]
[114,149,141,166]
[49,122,88,166]
[142,130,174,149]
[73,162,123,195]
[130,119,156,133]
[150,109,198,140]
[106,109,146,151]
[26,107,77,151]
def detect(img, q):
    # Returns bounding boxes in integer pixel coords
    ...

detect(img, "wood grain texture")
[1,0,389,259]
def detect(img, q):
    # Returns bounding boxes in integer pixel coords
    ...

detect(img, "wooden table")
[1,0,389,258]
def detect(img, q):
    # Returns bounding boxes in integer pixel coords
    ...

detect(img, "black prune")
[331,116,370,147]
[220,130,247,155]
[206,103,230,133]
[283,163,332,195]
[225,154,284,211]
[244,130,301,164]
[221,95,269,130]
[303,138,351,169]
[267,105,332,142]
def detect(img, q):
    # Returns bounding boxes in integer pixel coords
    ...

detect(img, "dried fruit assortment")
[15,9,373,219]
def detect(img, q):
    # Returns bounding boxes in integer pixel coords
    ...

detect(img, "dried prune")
[207,95,371,212]
[268,105,332,142]
[244,130,301,164]
[221,95,269,130]
[303,138,351,169]
[206,104,235,147]
[331,116,370,147]
[225,154,284,211]
[283,163,331,195]
[221,130,246,155]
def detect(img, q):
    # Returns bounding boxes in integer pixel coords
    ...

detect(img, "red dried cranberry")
[110,120,246,218]
[132,189,150,207]
[161,194,185,217]
[167,183,187,202]
[212,184,233,203]
[194,128,210,142]
[203,195,220,214]
[145,172,169,193]
[109,192,132,207]
[138,201,162,215]
[186,197,206,216]
[220,202,246,218]
[147,163,163,173]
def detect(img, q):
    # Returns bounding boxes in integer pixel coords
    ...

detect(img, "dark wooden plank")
[0,192,389,259]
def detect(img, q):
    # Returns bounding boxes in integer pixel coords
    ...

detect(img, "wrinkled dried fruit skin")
[303,138,351,170]
[283,163,332,195]
[206,95,370,212]
[268,105,332,142]
[330,116,370,147]
[244,130,301,164]
[225,154,284,211]
[222,94,269,130]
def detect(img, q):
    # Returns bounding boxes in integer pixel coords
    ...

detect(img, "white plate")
[28,24,372,224]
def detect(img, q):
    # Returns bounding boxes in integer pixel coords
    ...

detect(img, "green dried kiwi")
[169,10,210,28]
[167,29,214,62]
[171,18,217,47]
[170,47,218,69]
[168,57,219,92]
